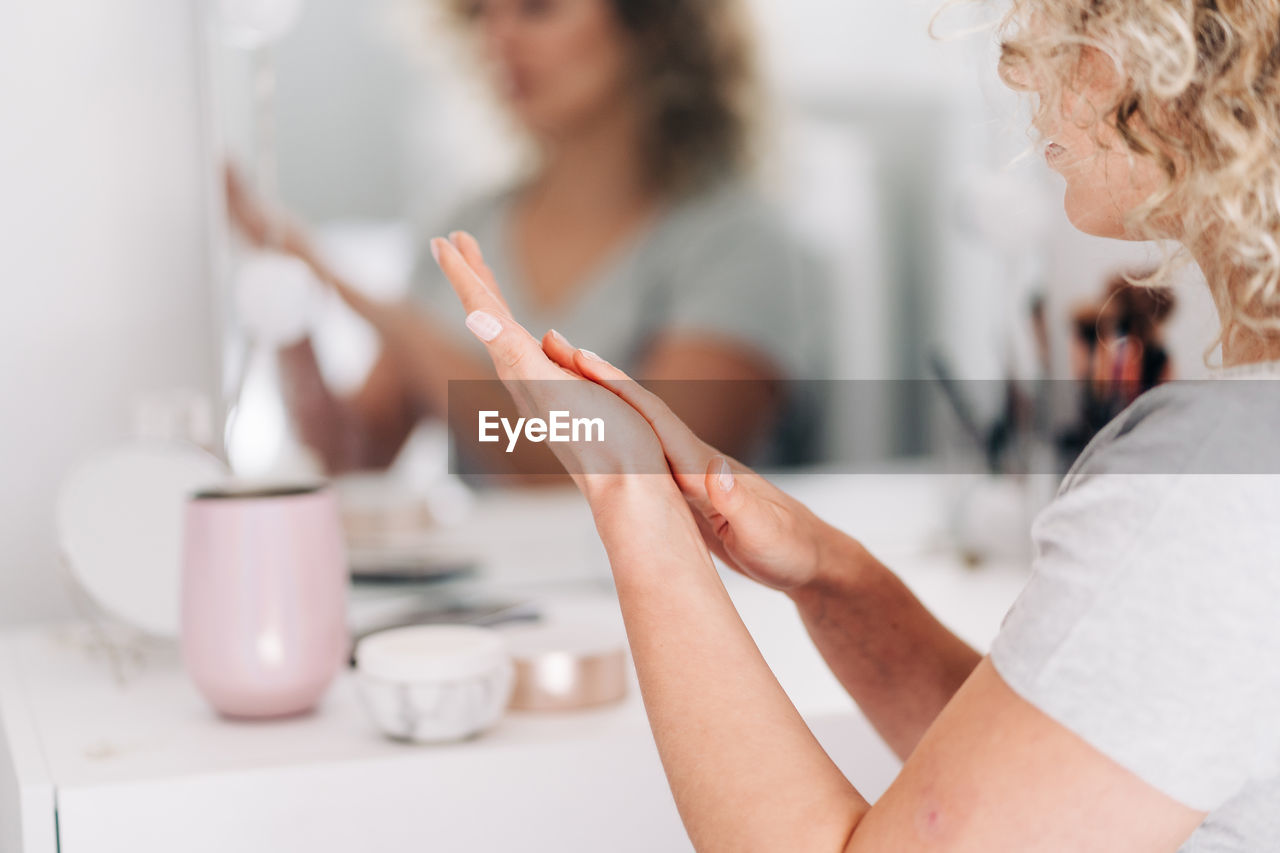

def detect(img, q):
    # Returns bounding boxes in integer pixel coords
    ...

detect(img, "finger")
[432,236,511,321]
[433,237,557,378]
[702,456,774,544]
[570,349,715,480]
[462,308,564,379]
[541,329,583,374]
[449,230,512,317]
[570,349,670,425]
[691,506,744,572]
[702,457,811,590]
[223,163,265,241]
[536,329,585,379]
[224,162,247,206]
[224,163,240,204]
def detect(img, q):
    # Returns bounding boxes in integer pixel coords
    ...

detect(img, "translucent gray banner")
[446,379,1280,478]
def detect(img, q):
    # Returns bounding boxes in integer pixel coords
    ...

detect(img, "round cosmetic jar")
[355,625,514,743]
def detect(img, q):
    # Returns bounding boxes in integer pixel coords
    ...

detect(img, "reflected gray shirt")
[991,365,1280,851]
[411,179,830,461]
[413,179,825,377]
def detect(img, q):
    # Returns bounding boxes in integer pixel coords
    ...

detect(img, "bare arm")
[791,529,982,759]
[557,342,980,755]
[277,343,419,474]
[591,479,873,851]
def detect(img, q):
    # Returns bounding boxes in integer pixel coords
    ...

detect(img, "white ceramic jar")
[354,625,514,743]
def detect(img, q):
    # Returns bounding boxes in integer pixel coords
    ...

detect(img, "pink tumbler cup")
[181,483,348,718]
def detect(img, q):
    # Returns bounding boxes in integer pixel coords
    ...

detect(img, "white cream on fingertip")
[465,310,502,342]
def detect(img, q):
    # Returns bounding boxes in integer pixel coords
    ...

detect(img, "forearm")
[277,339,372,472]
[297,249,483,414]
[589,479,869,851]
[791,526,981,759]
[295,274,564,478]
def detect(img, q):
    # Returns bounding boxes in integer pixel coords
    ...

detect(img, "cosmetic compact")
[499,622,629,712]
[354,625,514,743]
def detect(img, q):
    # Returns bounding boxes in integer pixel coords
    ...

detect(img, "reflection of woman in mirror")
[228,0,821,478]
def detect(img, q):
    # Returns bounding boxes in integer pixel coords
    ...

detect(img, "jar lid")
[356,625,510,683]
[499,622,628,711]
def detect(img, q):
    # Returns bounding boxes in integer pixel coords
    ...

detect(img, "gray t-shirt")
[991,365,1280,851]
[411,179,830,462]
[413,179,826,378]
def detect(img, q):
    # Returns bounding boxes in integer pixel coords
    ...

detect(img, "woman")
[228,0,821,478]
[428,0,1280,847]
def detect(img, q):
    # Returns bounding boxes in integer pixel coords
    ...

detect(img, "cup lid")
[356,625,510,682]
[191,479,327,500]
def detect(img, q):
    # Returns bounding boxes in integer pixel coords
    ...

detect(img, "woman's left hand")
[430,232,670,499]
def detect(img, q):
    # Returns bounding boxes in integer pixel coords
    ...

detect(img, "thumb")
[703,456,763,536]
[702,456,812,591]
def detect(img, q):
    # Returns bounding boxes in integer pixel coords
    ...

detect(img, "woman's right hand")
[542,334,839,593]
[225,163,397,333]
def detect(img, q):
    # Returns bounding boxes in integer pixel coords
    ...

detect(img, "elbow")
[836,810,871,853]
[730,804,868,853]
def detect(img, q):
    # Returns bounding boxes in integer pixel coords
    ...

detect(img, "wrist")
[787,519,872,605]
[583,472,681,513]
[585,474,707,573]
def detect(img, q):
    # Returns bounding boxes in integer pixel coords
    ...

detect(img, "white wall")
[0,1,218,626]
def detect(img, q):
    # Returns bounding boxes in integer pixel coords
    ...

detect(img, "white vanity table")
[0,472,1031,852]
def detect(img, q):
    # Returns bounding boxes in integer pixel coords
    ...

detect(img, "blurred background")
[0,0,1222,627]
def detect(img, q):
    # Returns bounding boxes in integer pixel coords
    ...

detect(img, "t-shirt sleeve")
[656,190,826,380]
[990,406,1280,810]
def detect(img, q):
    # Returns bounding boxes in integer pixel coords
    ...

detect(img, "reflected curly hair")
[996,0,1280,349]
[448,0,760,195]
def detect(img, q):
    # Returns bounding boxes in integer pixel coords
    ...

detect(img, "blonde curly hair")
[995,0,1280,351]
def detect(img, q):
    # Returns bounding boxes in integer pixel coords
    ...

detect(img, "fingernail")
[449,230,464,246]
[465,310,502,342]
[716,458,735,492]
[580,349,604,362]
[550,329,571,346]
[430,238,443,265]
